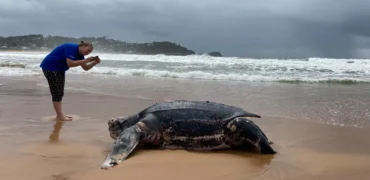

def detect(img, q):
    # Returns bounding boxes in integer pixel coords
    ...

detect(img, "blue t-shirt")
[40,43,85,72]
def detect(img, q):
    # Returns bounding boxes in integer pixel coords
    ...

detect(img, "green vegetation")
[0,34,203,56]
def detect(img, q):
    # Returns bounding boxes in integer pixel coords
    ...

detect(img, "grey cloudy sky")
[1,0,370,58]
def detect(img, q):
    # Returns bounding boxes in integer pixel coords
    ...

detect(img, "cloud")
[1,0,370,58]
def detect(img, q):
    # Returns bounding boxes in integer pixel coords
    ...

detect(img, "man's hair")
[78,40,93,48]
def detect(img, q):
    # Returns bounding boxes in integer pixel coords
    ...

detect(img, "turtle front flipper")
[101,126,141,169]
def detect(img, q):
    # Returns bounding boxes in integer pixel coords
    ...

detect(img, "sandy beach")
[1,74,370,180]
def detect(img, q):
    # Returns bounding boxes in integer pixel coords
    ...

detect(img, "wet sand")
[1,76,370,180]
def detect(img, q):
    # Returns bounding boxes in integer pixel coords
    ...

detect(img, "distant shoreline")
[0,49,224,57]
[0,50,49,53]
[0,34,223,57]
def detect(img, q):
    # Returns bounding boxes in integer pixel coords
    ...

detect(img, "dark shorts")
[42,70,65,102]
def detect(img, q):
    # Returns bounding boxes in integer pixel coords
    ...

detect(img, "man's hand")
[86,56,97,62]
[88,56,101,65]
[93,56,101,64]
[81,56,100,71]
[67,57,95,67]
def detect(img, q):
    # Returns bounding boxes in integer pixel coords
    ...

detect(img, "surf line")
[35,82,171,102]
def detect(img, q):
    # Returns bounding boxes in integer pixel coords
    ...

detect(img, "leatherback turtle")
[101,100,276,169]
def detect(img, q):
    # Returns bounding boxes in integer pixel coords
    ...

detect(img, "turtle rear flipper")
[258,138,276,154]
[225,117,276,154]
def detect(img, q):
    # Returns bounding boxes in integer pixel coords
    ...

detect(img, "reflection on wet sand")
[49,120,65,142]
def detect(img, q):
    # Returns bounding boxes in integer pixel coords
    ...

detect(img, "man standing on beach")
[40,41,100,121]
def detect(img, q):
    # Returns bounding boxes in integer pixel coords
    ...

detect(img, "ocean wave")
[277,79,369,84]
[0,62,26,68]
[1,52,369,83]
[66,67,370,83]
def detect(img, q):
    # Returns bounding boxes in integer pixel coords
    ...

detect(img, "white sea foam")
[0,51,369,83]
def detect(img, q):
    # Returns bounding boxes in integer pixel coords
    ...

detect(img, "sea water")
[1,51,370,129]
[0,51,369,83]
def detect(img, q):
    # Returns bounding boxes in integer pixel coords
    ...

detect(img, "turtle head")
[108,116,130,140]
[107,114,140,140]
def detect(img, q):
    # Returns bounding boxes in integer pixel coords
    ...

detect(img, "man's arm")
[81,61,97,71]
[66,58,91,67]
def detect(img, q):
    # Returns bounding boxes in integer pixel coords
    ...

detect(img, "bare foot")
[56,115,73,121]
